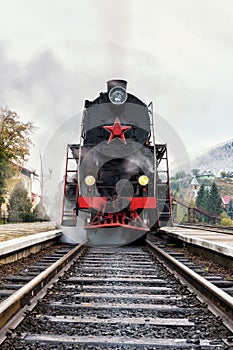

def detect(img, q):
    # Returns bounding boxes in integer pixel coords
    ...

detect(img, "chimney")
[107,79,127,92]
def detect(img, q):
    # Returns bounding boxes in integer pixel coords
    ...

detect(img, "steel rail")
[0,240,87,340]
[146,239,233,332]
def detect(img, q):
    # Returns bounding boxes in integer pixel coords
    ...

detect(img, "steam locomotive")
[62,80,172,246]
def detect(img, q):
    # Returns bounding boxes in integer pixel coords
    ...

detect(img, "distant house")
[31,192,41,208]
[19,166,34,199]
[1,165,39,217]
[221,195,233,210]
[190,176,200,198]
[197,172,215,180]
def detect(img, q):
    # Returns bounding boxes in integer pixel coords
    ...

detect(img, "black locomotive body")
[62,80,172,246]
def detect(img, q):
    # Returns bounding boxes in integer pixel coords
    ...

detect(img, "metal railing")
[0,211,8,223]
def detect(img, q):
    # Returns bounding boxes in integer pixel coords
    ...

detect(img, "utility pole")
[33,155,52,207]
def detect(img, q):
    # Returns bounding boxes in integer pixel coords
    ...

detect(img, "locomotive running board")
[85,223,148,231]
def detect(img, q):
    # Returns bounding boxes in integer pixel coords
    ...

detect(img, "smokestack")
[107,79,127,92]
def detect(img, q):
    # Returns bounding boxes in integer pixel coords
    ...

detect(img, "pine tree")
[227,198,233,219]
[196,184,205,209]
[196,184,206,222]
[191,168,200,177]
[204,187,211,213]
[208,182,222,216]
[8,181,33,222]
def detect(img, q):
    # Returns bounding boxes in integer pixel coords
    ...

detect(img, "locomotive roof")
[85,92,147,109]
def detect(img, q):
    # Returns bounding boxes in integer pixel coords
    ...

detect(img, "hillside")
[213,178,233,198]
[170,139,233,199]
[171,175,233,200]
[192,139,233,176]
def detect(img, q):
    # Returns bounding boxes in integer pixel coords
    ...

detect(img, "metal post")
[40,154,44,206]
[33,155,52,207]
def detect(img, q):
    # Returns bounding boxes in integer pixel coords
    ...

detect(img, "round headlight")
[138,175,149,186]
[109,86,127,105]
[84,175,96,186]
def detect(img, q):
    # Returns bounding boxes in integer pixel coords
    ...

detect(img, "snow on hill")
[192,139,233,176]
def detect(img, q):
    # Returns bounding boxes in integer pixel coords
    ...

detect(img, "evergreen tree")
[227,198,233,219]
[196,184,205,209]
[208,182,222,216]
[196,184,206,222]
[191,168,200,177]
[204,188,211,213]
[8,181,33,222]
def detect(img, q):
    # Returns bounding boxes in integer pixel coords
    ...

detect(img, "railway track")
[147,236,233,297]
[0,244,74,303]
[0,241,233,349]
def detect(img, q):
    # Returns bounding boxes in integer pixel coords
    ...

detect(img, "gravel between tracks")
[0,244,68,281]
[148,234,233,281]
[2,246,232,350]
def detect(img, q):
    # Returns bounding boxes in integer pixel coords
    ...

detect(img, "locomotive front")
[62,80,168,246]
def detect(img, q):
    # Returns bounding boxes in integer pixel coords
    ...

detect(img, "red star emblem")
[103,117,131,144]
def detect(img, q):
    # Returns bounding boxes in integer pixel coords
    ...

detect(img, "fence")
[0,210,9,223]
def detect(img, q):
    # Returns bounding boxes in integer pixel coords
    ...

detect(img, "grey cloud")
[0,0,233,169]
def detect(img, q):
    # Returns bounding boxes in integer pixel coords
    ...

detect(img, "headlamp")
[138,175,149,186]
[84,175,96,186]
[109,86,127,105]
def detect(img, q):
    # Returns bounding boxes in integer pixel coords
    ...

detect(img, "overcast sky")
[1,0,233,175]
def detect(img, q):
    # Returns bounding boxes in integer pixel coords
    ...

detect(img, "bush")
[8,181,33,222]
[220,218,233,226]
[221,211,228,219]
[33,203,50,222]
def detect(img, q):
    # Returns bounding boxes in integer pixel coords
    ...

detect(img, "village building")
[221,195,233,210]
[1,165,39,220]
[190,176,200,199]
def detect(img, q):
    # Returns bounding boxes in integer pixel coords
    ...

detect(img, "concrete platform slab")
[0,222,57,242]
[160,226,233,258]
[0,230,62,257]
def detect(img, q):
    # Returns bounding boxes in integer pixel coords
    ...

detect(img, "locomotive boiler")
[61,80,172,246]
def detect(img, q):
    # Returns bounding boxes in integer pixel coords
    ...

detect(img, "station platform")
[0,222,62,263]
[0,222,57,242]
[160,226,233,258]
